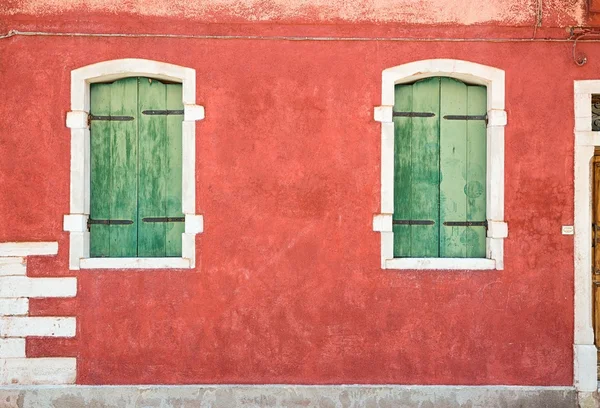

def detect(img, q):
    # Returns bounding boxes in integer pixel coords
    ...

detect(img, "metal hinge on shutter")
[88,115,135,126]
[87,218,134,231]
[443,221,488,228]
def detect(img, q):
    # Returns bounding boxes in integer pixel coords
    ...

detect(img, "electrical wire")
[0,28,596,43]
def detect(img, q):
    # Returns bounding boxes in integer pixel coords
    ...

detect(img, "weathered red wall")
[0,0,593,384]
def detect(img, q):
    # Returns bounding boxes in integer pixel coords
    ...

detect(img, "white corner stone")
[0,317,76,338]
[0,298,29,316]
[185,214,204,234]
[0,357,76,385]
[0,257,26,276]
[0,242,58,257]
[373,214,393,232]
[374,106,393,123]
[184,104,205,122]
[487,109,507,127]
[182,233,196,268]
[65,111,88,129]
[574,344,598,391]
[487,221,508,238]
[0,339,26,358]
[0,277,77,298]
[63,214,88,232]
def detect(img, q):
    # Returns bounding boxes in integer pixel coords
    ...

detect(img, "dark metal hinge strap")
[393,220,435,225]
[89,115,134,124]
[142,217,185,223]
[87,219,133,230]
[393,112,436,118]
[443,221,488,227]
[443,115,487,121]
[142,110,184,116]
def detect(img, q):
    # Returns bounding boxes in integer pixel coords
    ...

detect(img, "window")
[89,77,185,258]
[393,77,487,259]
[64,59,205,270]
[373,59,508,270]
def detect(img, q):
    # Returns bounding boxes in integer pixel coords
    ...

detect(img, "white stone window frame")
[573,80,600,392]
[373,59,508,271]
[64,59,205,270]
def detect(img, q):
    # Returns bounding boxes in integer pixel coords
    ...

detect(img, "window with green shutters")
[89,77,184,258]
[393,77,487,258]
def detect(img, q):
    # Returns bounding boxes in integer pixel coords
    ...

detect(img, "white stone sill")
[79,257,191,269]
[384,258,496,270]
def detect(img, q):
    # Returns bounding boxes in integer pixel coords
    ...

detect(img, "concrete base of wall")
[0,385,579,408]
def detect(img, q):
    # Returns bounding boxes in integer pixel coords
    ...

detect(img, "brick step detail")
[0,277,76,298]
[0,258,26,276]
[0,358,76,385]
[0,317,76,337]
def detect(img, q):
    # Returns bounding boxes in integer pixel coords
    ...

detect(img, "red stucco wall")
[0,0,593,385]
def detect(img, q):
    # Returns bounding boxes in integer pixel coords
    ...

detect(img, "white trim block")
[0,277,77,298]
[374,105,393,123]
[0,339,26,358]
[65,111,88,129]
[0,358,76,385]
[185,214,204,234]
[487,109,507,127]
[0,258,26,276]
[385,258,496,270]
[184,104,205,122]
[0,243,58,257]
[0,298,29,316]
[80,257,190,269]
[0,317,76,337]
[487,221,509,238]
[372,214,392,232]
[63,214,88,232]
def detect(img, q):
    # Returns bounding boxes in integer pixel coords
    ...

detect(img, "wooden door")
[89,77,184,258]
[592,152,600,377]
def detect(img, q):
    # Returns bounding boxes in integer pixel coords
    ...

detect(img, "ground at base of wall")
[578,391,600,408]
[0,385,579,408]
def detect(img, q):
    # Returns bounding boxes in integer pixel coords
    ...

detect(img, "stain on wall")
[0,0,587,26]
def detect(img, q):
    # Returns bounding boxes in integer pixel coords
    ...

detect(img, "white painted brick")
[0,243,58,257]
[63,214,88,232]
[0,276,77,298]
[185,214,204,234]
[0,317,76,337]
[184,104,204,121]
[65,110,88,129]
[0,258,26,276]
[0,339,25,358]
[0,299,28,316]
[0,358,76,385]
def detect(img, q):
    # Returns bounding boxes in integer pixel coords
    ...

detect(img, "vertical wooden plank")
[592,156,600,350]
[109,77,138,257]
[89,84,112,257]
[393,84,413,258]
[165,84,184,257]
[439,78,468,258]
[465,85,487,257]
[138,78,167,257]
[410,77,440,257]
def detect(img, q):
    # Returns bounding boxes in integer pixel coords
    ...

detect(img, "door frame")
[574,80,600,391]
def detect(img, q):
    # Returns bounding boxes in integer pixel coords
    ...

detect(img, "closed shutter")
[393,77,486,258]
[90,77,184,258]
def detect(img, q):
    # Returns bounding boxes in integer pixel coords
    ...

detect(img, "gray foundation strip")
[0,385,578,408]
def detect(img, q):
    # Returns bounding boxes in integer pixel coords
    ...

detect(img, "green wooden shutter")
[393,77,486,259]
[90,78,138,257]
[90,77,184,258]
